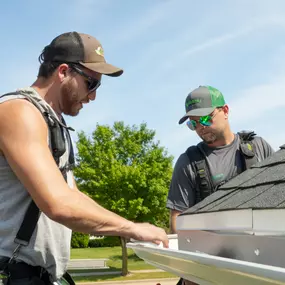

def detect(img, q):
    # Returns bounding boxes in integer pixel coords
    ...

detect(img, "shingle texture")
[182,145,285,215]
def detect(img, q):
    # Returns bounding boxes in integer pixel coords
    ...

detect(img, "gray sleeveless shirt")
[0,87,73,281]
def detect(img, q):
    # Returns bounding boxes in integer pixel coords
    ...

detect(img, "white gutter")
[127,234,285,285]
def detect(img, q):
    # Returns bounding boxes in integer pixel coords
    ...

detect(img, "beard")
[199,129,224,144]
[60,80,82,117]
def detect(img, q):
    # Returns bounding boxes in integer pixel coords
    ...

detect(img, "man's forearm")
[170,218,177,234]
[170,209,181,234]
[51,188,135,237]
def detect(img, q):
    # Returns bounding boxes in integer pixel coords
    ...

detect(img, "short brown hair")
[37,46,64,78]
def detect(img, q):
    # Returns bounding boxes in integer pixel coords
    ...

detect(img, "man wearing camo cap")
[167,85,274,285]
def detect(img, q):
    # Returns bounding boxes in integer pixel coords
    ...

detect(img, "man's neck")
[31,77,62,118]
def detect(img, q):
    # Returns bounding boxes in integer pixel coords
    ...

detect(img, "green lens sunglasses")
[186,108,222,131]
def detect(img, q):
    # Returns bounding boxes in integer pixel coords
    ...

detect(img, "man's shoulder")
[0,89,27,97]
[237,130,256,141]
[250,135,265,142]
[0,90,21,102]
[175,143,204,167]
[245,134,268,148]
[250,135,272,150]
[237,131,262,145]
[0,98,47,135]
[238,132,274,159]
[175,152,190,168]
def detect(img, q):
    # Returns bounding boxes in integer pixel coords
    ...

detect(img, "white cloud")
[111,0,177,44]
[227,74,285,151]
[159,17,285,76]
[183,24,263,57]
[229,77,285,124]
[229,42,285,127]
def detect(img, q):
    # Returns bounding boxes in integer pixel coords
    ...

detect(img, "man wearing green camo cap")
[179,85,229,145]
[179,85,226,123]
[167,85,274,285]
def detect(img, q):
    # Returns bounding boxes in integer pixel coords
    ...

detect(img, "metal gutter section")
[127,237,285,285]
[177,209,285,233]
[176,209,253,231]
[176,209,285,268]
[128,209,285,284]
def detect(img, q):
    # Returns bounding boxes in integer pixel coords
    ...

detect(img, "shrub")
[71,232,90,248]
[88,236,121,248]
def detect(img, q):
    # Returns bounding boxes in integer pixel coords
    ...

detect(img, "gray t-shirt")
[166,134,274,212]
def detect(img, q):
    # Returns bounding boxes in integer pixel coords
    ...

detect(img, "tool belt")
[0,258,75,285]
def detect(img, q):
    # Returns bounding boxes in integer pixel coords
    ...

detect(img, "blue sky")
[1,0,285,163]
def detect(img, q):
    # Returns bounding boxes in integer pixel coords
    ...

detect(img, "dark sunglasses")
[70,64,101,93]
[186,108,222,131]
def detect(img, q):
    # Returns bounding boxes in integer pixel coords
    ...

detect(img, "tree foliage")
[73,121,173,229]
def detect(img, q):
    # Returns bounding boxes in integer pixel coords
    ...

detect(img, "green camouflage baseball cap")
[178,85,226,124]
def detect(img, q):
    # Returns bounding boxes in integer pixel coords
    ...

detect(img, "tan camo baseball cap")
[41,31,123,77]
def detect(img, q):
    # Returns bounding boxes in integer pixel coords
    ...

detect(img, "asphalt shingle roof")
[182,145,285,215]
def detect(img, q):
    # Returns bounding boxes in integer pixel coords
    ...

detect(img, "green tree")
[73,121,173,275]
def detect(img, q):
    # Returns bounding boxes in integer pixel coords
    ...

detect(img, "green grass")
[71,246,128,259]
[74,271,177,283]
[70,247,156,271]
[69,247,178,282]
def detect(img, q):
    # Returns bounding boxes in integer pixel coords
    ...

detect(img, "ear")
[57,64,69,82]
[222,104,229,119]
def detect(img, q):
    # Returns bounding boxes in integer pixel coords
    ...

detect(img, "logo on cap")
[186,99,201,108]
[95,46,104,56]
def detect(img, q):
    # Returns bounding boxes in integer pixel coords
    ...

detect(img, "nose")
[196,122,205,131]
[195,123,207,135]
[88,91,97,101]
